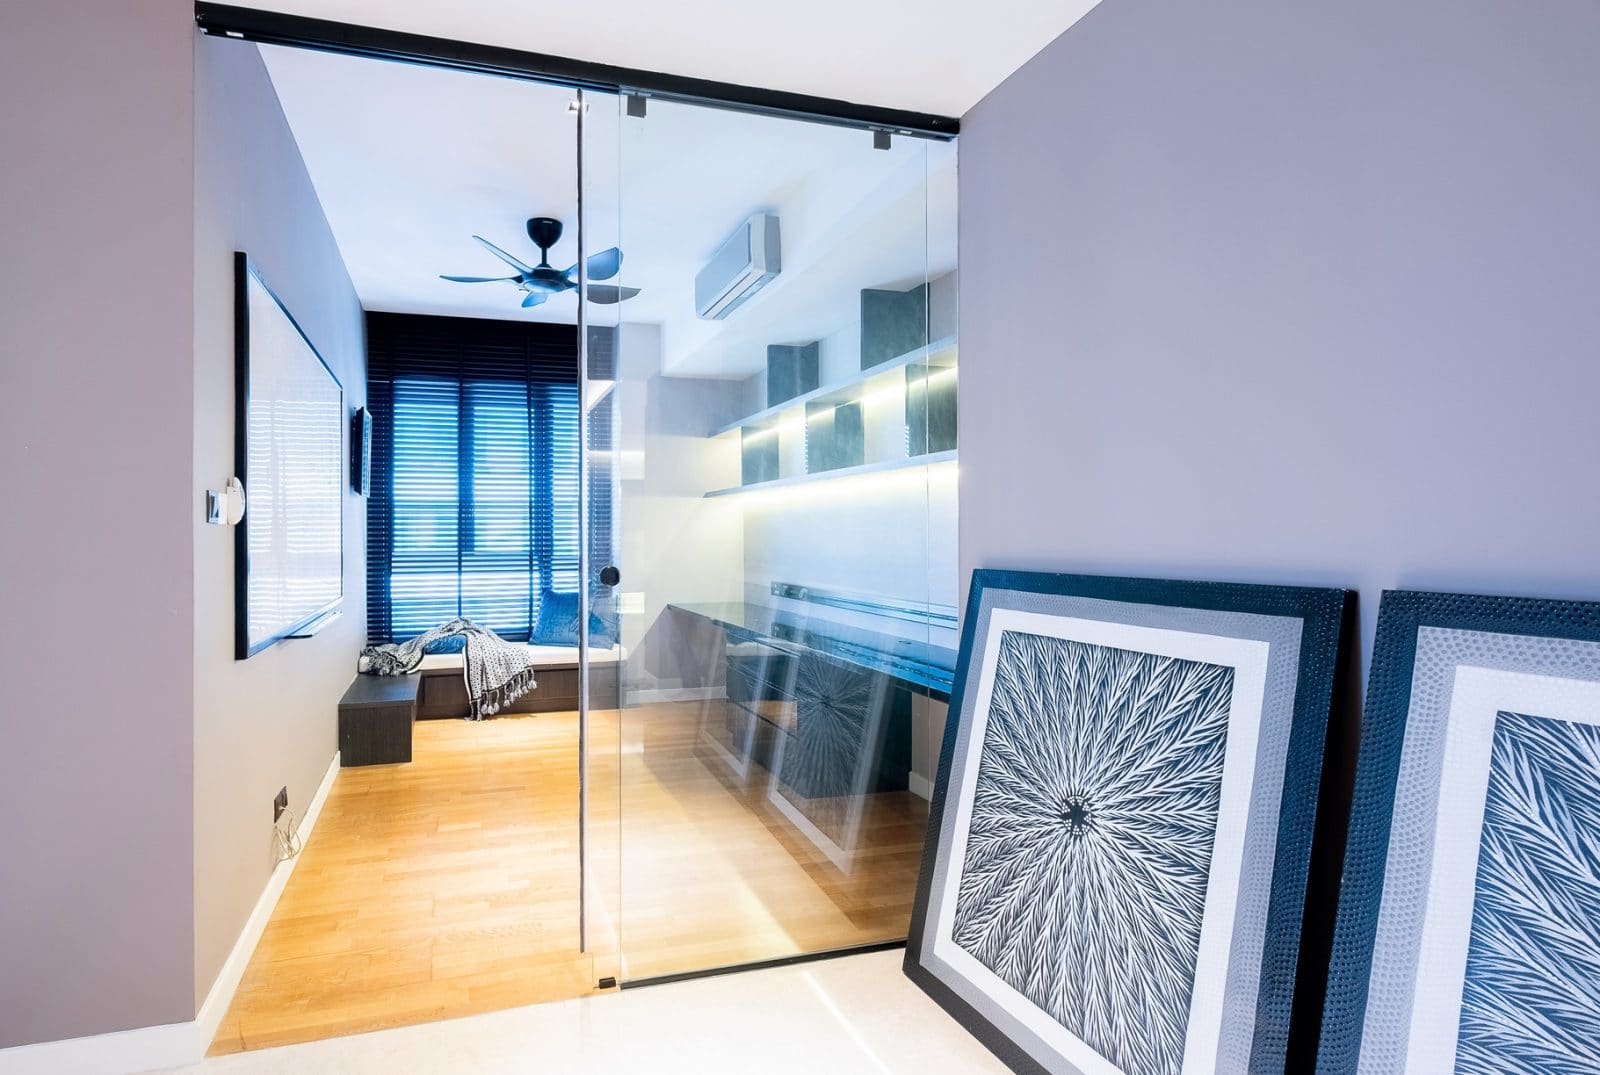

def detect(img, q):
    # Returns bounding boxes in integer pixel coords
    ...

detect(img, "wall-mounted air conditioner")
[694,213,781,320]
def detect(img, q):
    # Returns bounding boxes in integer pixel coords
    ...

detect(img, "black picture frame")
[234,251,345,660]
[351,405,371,496]
[905,569,1353,1075]
[1317,588,1600,1074]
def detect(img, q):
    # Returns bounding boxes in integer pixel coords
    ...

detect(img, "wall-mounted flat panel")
[235,253,344,659]
[805,399,865,474]
[767,341,820,406]
[860,283,928,369]
[741,423,781,484]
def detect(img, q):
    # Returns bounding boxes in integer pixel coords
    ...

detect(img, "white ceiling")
[251,2,1111,378]
[239,0,1103,117]
[259,42,958,378]
[261,44,593,324]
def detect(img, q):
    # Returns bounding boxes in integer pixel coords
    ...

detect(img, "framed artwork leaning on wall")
[904,569,1353,1075]
[1318,589,1600,1075]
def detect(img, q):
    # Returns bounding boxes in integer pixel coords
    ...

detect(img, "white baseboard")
[193,750,341,1048]
[0,1020,197,1075]
[909,772,934,800]
[0,751,340,1075]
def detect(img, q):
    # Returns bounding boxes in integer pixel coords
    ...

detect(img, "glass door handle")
[600,565,621,587]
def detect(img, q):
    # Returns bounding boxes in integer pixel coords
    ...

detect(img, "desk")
[667,602,958,701]
[668,602,957,806]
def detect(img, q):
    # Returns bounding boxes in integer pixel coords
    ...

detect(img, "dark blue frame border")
[1316,588,1600,1073]
[234,251,345,660]
[904,569,1354,1075]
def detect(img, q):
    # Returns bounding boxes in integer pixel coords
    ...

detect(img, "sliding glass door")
[579,91,958,983]
[576,88,625,988]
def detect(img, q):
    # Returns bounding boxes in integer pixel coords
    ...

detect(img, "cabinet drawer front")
[727,652,795,705]
[421,673,469,709]
[534,667,579,699]
[338,703,413,766]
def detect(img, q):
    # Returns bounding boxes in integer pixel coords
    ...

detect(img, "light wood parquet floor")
[210,703,926,1054]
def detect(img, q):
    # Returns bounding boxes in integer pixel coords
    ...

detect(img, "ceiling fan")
[441,216,641,309]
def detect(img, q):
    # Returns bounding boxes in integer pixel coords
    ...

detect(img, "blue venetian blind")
[366,313,604,644]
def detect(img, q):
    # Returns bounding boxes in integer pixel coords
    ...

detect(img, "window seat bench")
[414,644,623,719]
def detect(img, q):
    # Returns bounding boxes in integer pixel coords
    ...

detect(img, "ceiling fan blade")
[585,285,641,305]
[521,289,549,309]
[472,235,535,274]
[440,274,520,283]
[586,247,622,281]
[562,247,623,282]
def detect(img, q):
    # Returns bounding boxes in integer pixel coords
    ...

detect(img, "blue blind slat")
[366,313,609,644]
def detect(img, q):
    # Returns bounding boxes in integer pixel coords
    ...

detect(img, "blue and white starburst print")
[951,630,1234,1075]
[773,653,879,846]
[1455,711,1600,1075]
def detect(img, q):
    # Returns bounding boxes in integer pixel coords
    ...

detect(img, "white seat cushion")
[414,643,624,673]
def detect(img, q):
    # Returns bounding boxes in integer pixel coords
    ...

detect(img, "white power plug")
[273,809,302,865]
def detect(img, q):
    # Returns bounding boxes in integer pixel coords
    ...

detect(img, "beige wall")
[740,463,958,611]
[192,36,367,1007]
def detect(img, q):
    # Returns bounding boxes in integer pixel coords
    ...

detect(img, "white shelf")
[704,450,957,498]
[709,334,958,437]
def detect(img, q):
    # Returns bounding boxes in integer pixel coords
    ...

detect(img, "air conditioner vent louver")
[695,213,781,320]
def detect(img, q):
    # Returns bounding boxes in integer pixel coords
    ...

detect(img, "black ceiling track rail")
[194,3,959,140]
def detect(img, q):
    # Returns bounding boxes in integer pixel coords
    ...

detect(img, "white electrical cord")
[273,809,303,864]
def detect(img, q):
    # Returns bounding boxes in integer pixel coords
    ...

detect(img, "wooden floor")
[599,699,928,981]
[210,713,593,1054]
[211,702,926,1054]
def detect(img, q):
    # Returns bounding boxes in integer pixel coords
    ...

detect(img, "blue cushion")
[532,590,617,647]
[421,634,468,654]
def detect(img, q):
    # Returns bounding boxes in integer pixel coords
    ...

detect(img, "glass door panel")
[577,87,624,988]
[583,94,958,983]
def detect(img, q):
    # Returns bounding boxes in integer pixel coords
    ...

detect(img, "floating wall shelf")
[709,334,958,438]
[704,449,957,499]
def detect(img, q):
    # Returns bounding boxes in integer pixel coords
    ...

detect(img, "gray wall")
[193,36,366,1008]
[0,0,197,1048]
[959,0,1600,667]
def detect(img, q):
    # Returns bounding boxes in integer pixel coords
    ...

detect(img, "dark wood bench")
[338,674,419,766]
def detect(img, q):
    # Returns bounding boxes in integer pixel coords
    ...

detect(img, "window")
[365,313,610,643]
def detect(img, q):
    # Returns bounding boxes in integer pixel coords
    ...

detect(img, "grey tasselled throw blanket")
[358,618,537,720]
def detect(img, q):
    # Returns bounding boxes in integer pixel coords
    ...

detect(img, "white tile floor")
[165,951,1005,1074]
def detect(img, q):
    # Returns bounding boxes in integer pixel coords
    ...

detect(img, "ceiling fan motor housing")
[526,216,564,258]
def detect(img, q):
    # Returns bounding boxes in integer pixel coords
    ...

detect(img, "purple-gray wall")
[958,0,1600,665]
[0,11,364,1048]
[193,36,366,1009]
[0,0,197,1048]
[957,2,1600,1054]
